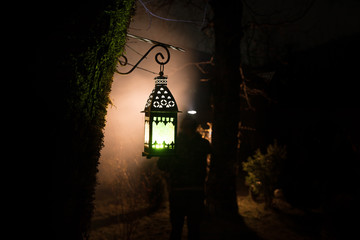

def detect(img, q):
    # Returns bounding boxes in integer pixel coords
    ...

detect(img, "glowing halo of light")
[187,110,197,115]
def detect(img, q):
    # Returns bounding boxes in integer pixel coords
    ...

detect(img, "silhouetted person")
[158,116,211,240]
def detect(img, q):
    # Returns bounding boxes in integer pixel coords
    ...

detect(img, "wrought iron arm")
[115,44,170,75]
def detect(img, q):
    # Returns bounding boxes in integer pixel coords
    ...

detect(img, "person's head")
[180,115,198,135]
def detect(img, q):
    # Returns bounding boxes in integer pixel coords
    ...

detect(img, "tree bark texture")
[207,0,243,217]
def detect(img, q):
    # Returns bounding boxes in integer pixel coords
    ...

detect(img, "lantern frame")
[142,74,179,158]
[116,42,183,158]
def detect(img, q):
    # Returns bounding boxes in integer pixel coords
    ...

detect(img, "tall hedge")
[47,1,135,239]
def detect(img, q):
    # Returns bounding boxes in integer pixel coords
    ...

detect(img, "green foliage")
[70,0,134,125]
[242,140,287,206]
[53,1,135,239]
[73,1,135,238]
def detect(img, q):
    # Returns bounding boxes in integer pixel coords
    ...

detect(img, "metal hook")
[159,64,164,76]
[116,44,170,75]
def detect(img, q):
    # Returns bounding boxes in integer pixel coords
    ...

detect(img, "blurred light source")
[187,110,197,115]
[142,74,179,158]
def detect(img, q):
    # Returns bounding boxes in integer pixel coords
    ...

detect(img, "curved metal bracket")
[115,44,170,75]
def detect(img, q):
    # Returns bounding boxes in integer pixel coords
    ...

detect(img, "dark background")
[33,0,360,239]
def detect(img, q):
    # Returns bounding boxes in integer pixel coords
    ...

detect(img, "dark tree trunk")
[207,1,243,217]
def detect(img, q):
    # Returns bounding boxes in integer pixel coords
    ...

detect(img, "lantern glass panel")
[151,116,175,149]
[144,116,150,145]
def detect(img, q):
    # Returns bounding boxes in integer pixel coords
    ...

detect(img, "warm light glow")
[187,110,197,115]
[144,117,150,144]
[151,117,175,149]
[96,0,201,184]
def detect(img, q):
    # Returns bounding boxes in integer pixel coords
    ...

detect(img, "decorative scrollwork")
[118,55,128,66]
[116,44,170,75]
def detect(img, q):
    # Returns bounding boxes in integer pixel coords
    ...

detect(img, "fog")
[97,0,213,185]
[96,0,360,185]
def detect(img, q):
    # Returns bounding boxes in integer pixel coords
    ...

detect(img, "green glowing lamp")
[142,73,179,158]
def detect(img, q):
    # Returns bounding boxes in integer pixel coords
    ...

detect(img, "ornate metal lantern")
[142,73,179,157]
[116,42,182,158]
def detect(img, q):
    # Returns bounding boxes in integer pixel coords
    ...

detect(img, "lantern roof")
[144,75,179,112]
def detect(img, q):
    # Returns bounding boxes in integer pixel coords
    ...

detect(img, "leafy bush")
[242,140,287,207]
[50,1,135,239]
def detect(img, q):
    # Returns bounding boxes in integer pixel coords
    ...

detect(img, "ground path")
[91,191,322,240]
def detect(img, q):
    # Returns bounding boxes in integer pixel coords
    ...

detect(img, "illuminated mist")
[97,51,194,184]
[96,0,213,186]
